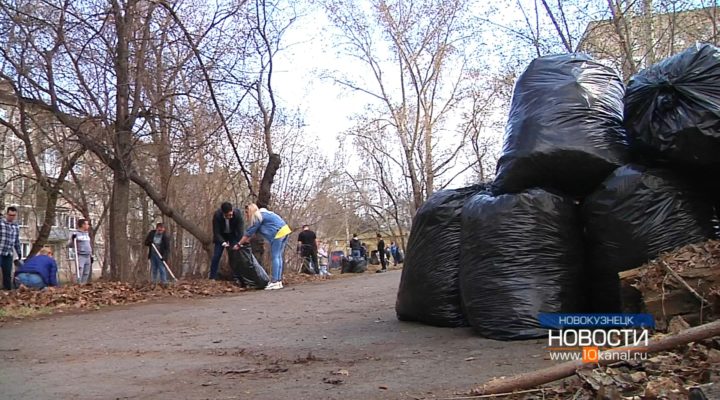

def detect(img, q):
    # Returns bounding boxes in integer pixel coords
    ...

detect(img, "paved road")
[0,270,552,399]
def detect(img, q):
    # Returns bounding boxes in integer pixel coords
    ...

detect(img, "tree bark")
[109,173,131,281]
[257,153,281,209]
[476,320,720,395]
[29,189,60,257]
[108,0,134,281]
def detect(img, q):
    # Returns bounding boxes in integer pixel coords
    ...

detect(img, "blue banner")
[538,313,655,329]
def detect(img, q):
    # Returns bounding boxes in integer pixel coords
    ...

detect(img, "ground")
[0,270,553,400]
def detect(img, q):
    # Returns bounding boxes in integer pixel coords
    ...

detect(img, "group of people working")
[2,200,401,291]
[210,202,292,290]
[349,233,402,273]
[0,206,92,290]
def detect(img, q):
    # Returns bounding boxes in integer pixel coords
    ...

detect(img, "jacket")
[144,230,171,260]
[212,208,244,245]
[349,238,361,251]
[14,255,59,287]
[245,209,289,243]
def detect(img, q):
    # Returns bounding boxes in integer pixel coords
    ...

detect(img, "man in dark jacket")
[349,234,361,258]
[297,225,319,274]
[209,202,244,279]
[375,233,387,273]
[144,222,171,284]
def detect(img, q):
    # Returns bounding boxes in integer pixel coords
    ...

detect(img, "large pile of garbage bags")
[396,44,720,340]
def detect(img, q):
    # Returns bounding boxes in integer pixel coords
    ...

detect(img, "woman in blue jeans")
[239,203,291,290]
[14,247,59,289]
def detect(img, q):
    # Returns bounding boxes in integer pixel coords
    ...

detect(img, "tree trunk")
[423,118,433,200]
[29,188,60,257]
[257,153,281,209]
[109,0,135,281]
[174,228,184,277]
[641,0,655,66]
[109,173,131,281]
[0,132,5,212]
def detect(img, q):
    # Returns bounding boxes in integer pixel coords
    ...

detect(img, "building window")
[41,149,61,179]
[21,243,30,259]
[68,247,76,261]
[10,178,26,195]
[16,208,27,227]
[53,212,62,227]
[65,214,77,229]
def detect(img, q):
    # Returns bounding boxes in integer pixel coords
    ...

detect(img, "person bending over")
[239,204,291,290]
[14,247,59,290]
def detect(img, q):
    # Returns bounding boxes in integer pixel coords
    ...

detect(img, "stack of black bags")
[396,44,720,340]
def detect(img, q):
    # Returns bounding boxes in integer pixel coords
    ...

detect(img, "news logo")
[538,313,654,363]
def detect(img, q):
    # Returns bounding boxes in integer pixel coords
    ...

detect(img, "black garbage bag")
[494,53,627,196]
[351,257,367,273]
[582,164,716,312]
[395,185,486,328]
[341,256,367,273]
[460,189,584,340]
[229,246,270,289]
[625,44,720,168]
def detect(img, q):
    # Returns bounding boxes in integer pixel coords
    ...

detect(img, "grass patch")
[0,306,53,319]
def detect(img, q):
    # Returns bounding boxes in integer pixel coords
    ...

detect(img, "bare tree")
[0,0,263,280]
[322,0,487,212]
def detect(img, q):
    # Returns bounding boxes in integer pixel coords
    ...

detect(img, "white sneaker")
[265,281,283,290]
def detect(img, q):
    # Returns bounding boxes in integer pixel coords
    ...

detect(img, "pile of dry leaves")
[483,338,720,399]
[0,270,339,320]
[623,240,720,329]
[0,280,244,317]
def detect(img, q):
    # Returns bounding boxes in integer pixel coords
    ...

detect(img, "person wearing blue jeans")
[349,234,361,258]
[209,202,244,280]
[144,222,171,284]
[239,203,291,290]
[14,247,59,290]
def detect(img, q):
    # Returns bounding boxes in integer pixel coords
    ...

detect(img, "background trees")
[0,0,717,280]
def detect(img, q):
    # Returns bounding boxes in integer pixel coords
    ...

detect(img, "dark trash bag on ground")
[395,185,485,328]
[341,256,367,273]
[460,189,584,340]
[229,246,270,289]
[494,53,627,196]
[625,44,720,168]
[582,164,716,312]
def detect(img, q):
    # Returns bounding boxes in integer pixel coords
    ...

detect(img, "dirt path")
[0,271,553,399]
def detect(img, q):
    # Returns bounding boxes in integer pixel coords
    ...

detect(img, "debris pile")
[469,338,720,399]
[620,240,720,330]
[0,280,245,318]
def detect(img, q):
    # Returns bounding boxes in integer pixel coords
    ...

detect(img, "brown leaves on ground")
[0,280,247,320]
[621,240,720,330]
[473,339,720,399]
[634,240,720,297]
[0,268,357,321]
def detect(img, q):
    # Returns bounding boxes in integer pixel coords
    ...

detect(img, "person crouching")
[14,247,59,290]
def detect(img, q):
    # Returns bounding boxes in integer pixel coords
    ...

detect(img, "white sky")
[269,1,598,171]
[272,8,363,157]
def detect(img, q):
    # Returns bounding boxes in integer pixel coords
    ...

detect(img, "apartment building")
[0,82,106,279]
